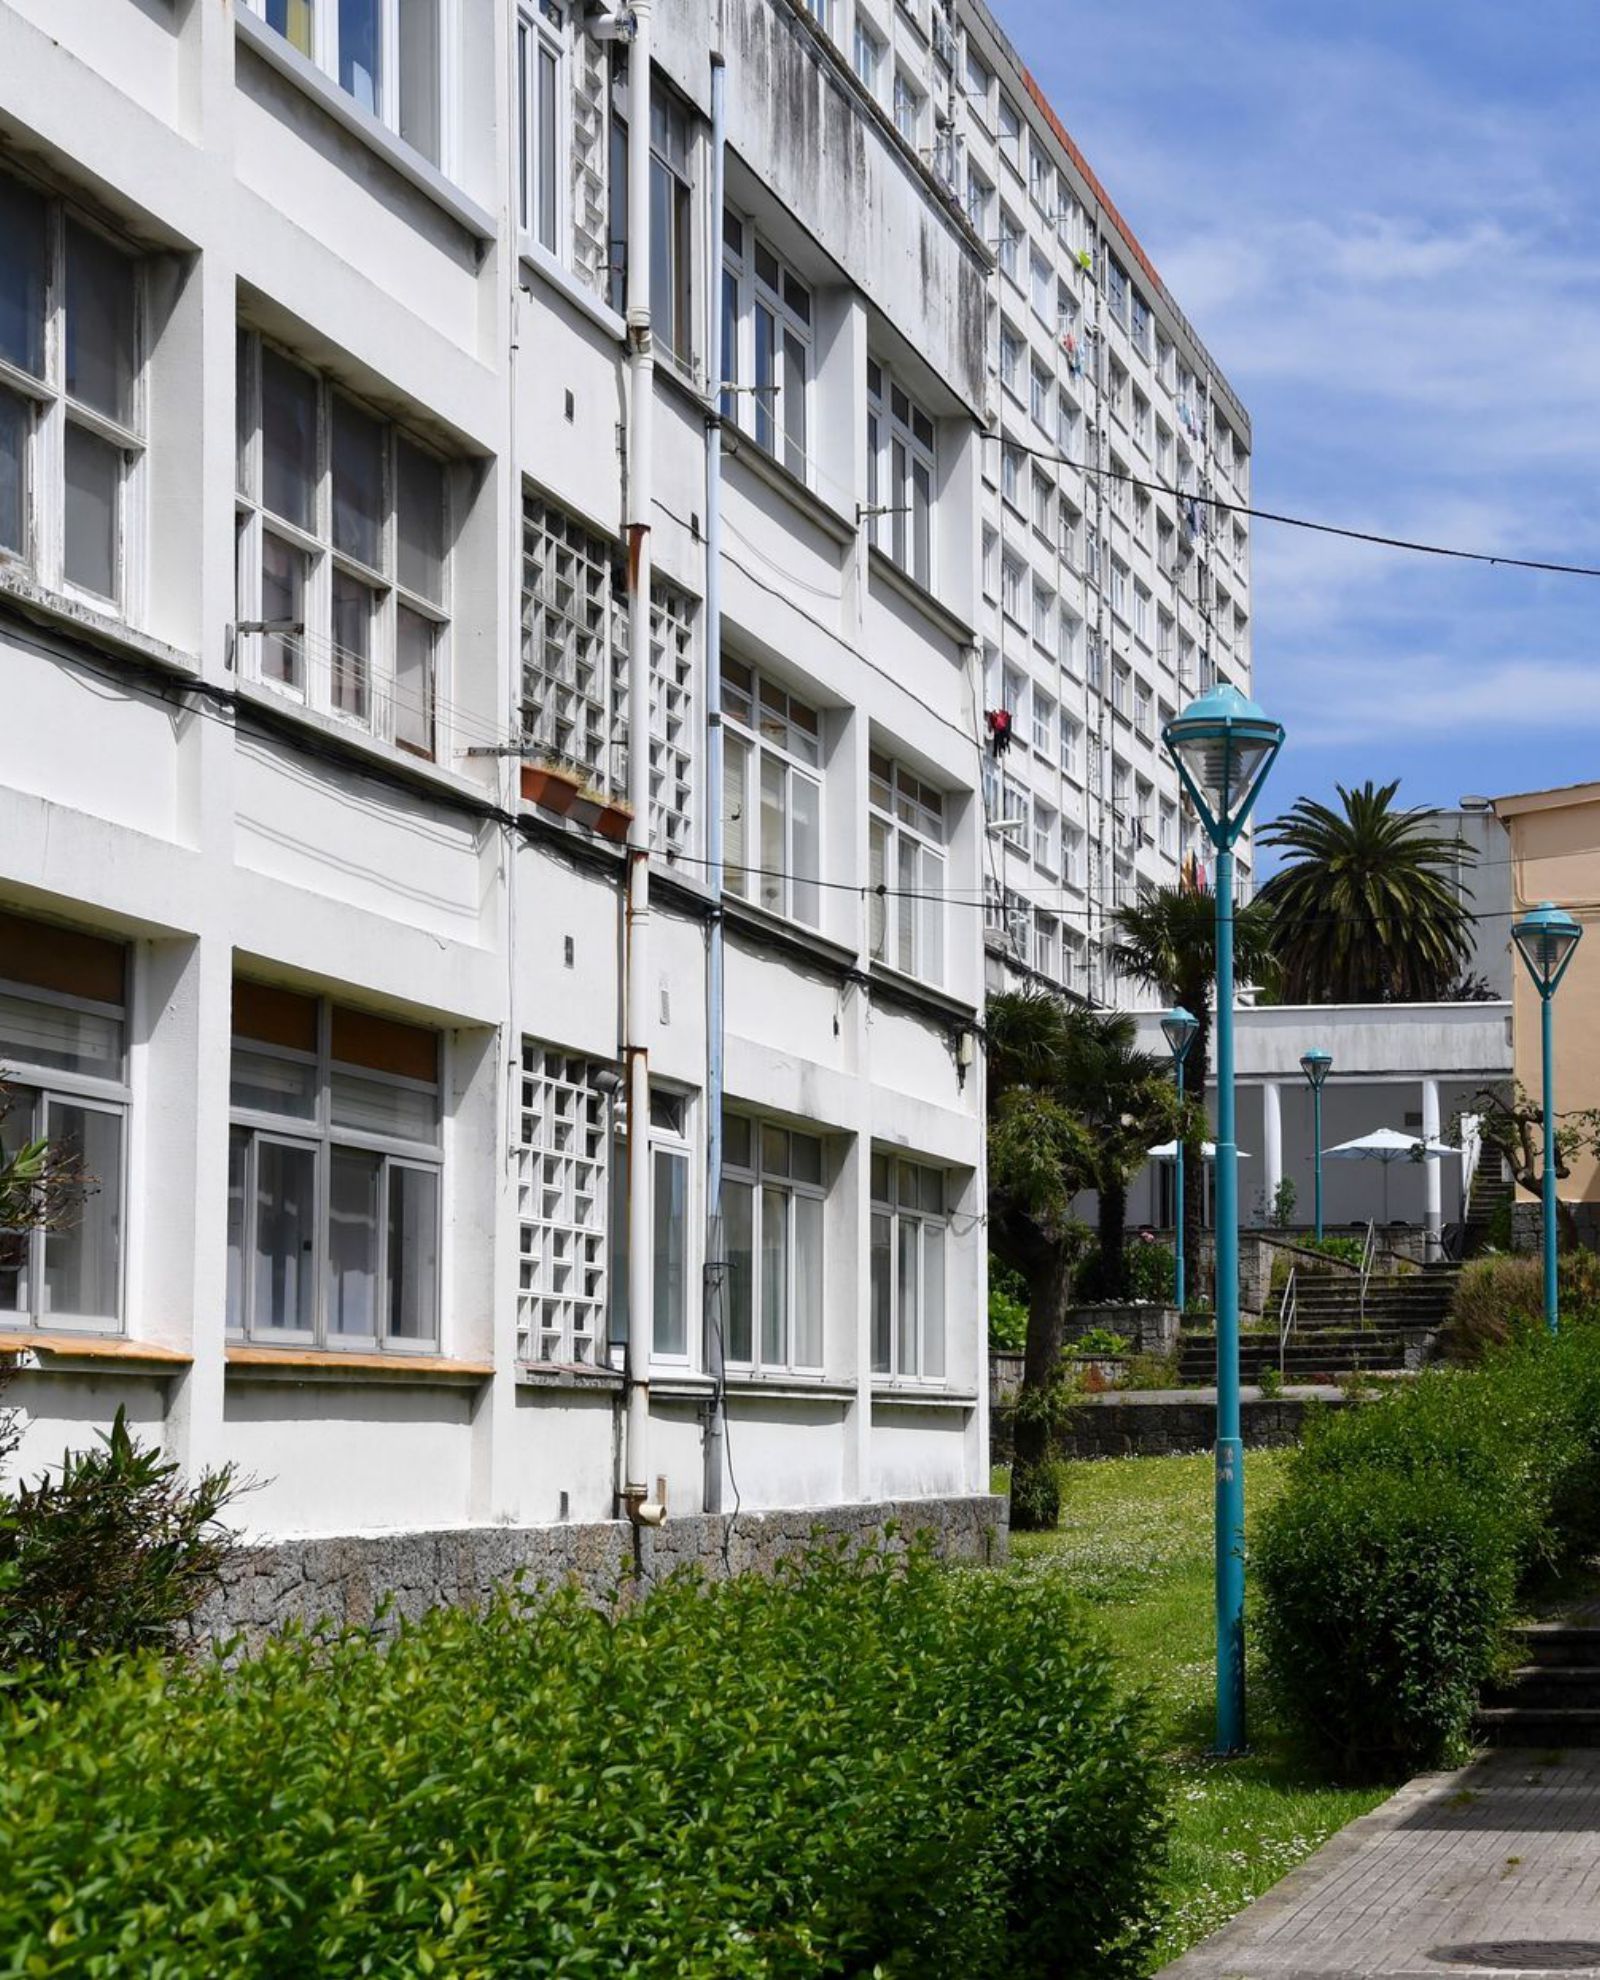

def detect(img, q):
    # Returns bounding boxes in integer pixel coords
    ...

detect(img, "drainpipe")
[622,0,662,1526]
[701,50,728,1515]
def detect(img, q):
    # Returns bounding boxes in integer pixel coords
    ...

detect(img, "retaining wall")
[197,1495,1009,1652]
[1052,1390,1353,1460]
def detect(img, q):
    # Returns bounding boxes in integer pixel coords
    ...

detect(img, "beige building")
[1490,781,1600,1206]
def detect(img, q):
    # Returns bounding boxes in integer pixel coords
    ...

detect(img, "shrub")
[1124,1237,1176,1304]
[0,1405,238,1677]
[1257,1331,1600,1776]
[0,1543,1168,1978]
[1074,1325,1132,1356]
[1257,1467,1518,1778]
[988,1257,1030,1351]
[1257,1363,1284,1400]
[1441,1253,1543,1362]
[1009,1455,1064,1531]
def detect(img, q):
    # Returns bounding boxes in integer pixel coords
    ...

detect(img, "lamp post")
[1511,902,1583,1336]
[1300,1048,1333,1242]
[1164,684,1284,1756]
[1162,1007,1199,1309]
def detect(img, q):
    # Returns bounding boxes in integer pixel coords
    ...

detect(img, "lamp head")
[1161,1006,1199,1062]
[1162,683,1284,849]
[1512,901,1583,998]
[1300,1047,1333,1090]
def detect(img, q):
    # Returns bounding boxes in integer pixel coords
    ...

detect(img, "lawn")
[1005,1451,1389,1974]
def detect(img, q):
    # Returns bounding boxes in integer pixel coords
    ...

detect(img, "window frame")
[648,1085,694,1363]
[721,657,823,929]
[870,1152,947,1385]
[235,329,450,760]
[0,171,147,618]
[246,0,451,171]
[724,1116,827,1377]
[0,965,130,1338]
[868,748,946,986]
[516,0,570,258]
[227,989,443,1355]
[723,214,813,484]
[866,358,936,590]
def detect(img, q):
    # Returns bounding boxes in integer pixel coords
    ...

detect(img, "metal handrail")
[1277,1264,1298,1378]
[1357,1218,1377,1325]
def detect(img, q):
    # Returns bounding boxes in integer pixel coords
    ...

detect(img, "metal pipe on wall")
[622,0,659,1523]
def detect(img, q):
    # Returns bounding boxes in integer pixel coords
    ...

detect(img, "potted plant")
[520,756,584,816]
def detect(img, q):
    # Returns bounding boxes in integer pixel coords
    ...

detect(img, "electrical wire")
[995,437,1600,581]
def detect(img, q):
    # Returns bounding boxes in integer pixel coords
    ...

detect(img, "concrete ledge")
[196,1495,1009,1652]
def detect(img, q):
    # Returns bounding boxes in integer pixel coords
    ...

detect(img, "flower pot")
[594,801,632,844]
[521,764,582,816]
[567,792,605,832]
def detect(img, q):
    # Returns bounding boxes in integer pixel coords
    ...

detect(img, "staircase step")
[1475,1704,1600,1746]
[1516,1625,1600,1668]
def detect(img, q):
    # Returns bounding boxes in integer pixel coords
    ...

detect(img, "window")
[1112,660,1131,718]
[870,1154,945,1380]
[1029,149,1053,212]
[1030,468,1052,537]
[724,1115,824,1373]
[893,70,923,146]
[1131,291,1152,357]
[1031,689,1054,756]
[228,982,441,1350]
[516,1044,610,1363]
[1159,798,1177,856]
[649,1088,691,1358]
[722,658,821,926]
[1133,583,1152,646]
[0,171,145,611]
[1057,393,1082,464]
[997,93,1022,169]
[1105,255,1129,328]
[1086,630,1103,692]
[957,172,990,256]
[0,913,128,1334]
[869,751,946,983]
[1063,820,1086,888]
[724,218,812,479]
[964,44,992,113]
[852,16,882,93]
[800,0,833,26]
[516,2,567,253]
[650,89,694,365]
[1000,443,1023,511]
[1030,251,1052,322]
[996,208,1021,283]
[981,523,999,599]
[520,492,626,793]
[1109,557,1130,623]
[1030,360,1051,430]
[236,333,448,758]
[1133,673,1153,735]
[1059,601,1082,672]
[1000,554,1024,623]
[248,0,443,165]
[1107,358,1128,424]
[1131,388,1151,453]
[1031,580,1053,648]
[1033,914,1057,981]
[998,323,1023,398]
[1059,711,1081,780]
[866,359,935,588]
[1032,797,1057,874]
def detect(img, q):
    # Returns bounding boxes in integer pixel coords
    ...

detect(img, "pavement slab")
[1157,1748,1600,1979]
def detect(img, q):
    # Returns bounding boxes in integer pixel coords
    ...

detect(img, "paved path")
[1159,1748,1600,1978]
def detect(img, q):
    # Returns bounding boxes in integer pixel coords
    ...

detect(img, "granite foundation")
[197,1495,1009,1653]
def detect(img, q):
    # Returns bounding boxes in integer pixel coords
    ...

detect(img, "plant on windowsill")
[519,757,633,843]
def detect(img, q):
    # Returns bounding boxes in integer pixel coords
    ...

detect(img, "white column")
[1422,1077,1443,1261]
[1261,1080,1283,1227]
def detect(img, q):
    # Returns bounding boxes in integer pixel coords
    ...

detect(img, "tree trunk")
[1098,1176,1128,1298]
[1009,1239,1074,1532]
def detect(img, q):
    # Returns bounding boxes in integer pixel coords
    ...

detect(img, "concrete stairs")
[1463,1166,1514,1256]
[1175,1263,1459,1386]
[1477,1618,1600,1747]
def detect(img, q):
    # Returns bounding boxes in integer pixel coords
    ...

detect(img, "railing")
[1357,1218,1378,1326]
[1277,1265,1298,1378]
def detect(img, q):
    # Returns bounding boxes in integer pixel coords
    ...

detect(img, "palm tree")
[1111,883,1277,1290]
[1257,781,1474,1003]
[1057,1008,1181,1298]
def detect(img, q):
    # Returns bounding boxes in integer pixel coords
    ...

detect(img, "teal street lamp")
[1511,902,1583,1336]
[1162,1007,1200,1309]
[1300,1049,1333,1242]
[1164,684,1284,1757]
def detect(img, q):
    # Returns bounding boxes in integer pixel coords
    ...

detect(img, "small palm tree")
[1257,781,1474,1003]
[1111,884,1277,1284]
[1056,1008,1180,1298]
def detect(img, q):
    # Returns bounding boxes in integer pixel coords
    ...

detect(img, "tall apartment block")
[0,0,1245,1552]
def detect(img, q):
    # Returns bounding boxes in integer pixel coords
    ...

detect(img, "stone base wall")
[1052,1392,1354,1461]
[1066,1303,1180,1354]
[1511,1200,1600,1252]
[197,1496,1009,1653]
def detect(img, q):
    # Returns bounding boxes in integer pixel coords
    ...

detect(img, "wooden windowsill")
[0,1332,192,1370]
[226,1347,493,1385]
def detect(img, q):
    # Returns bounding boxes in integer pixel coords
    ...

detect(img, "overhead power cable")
[1000,438,1600,580]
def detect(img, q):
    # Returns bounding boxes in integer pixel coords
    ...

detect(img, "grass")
[1004,1452,1390,1973]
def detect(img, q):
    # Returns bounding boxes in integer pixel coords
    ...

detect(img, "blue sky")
[994,0,1600,828]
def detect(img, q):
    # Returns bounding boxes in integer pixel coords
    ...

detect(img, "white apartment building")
[0,0,1002,1540]
[820,0,1256,1003]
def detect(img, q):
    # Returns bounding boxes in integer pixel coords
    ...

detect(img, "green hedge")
[0,1542,1168,1977]
[1257,1330,1600,1777]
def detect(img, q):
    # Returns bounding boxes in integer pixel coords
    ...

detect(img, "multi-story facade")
[820,0,1256,1003]
[0,0,1246,1547]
